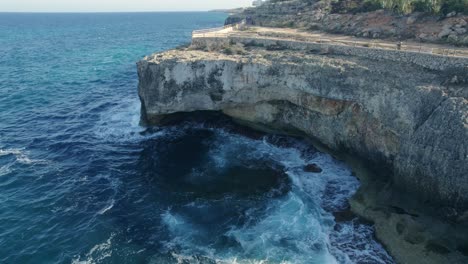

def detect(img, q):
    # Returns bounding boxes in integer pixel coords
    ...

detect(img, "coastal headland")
[137,3,468,263]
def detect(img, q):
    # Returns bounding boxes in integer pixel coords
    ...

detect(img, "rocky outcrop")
[226,0,468,46]
[138,45,468,212]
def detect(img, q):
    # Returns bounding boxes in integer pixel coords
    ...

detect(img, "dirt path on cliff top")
[196,26,468,58]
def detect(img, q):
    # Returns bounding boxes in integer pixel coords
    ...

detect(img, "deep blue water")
[0,13,393,264]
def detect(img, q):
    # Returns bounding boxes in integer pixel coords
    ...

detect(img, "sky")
[0,0,254,12]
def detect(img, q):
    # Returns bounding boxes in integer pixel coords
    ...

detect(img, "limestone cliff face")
[137,47,468,210]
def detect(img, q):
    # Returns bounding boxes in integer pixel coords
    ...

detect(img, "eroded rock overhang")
[137,44,468,211]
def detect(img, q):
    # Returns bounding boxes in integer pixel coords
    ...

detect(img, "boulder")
[454,28,466,35]
[446,11,457,18]
[438,28,453,38]
[407,16,417,25]
[304,163,323,173]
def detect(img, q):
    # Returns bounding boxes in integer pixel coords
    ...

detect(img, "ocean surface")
[0,13,393,264]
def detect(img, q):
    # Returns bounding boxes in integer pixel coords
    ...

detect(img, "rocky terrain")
[137,38,468,263]
[225,0,468,46]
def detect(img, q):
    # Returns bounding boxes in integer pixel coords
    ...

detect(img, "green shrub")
[412,0,433,12]
[360,0,384,12]
[440,0,468,14]
[223,47,234,55]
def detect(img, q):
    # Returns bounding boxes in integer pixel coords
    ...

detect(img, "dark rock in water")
[333,209,356,222]
[304,163,323,173]
[265,135,318,160]
[265,135,300,148]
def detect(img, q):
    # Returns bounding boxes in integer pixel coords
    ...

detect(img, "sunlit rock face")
[137,46,468,211]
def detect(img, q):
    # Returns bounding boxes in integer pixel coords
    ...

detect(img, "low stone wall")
[192,36,468,71]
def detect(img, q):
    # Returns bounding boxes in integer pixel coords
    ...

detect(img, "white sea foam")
[94,99,158,143]
[226,192,339,264]
[97,199,115,215]
[0,163,12,177]
[331,220,393,264]
[168,252,299,264]
[159,131,392,263]
[71,233,115,264]
[96,174,120,215]
[161,209,220,261]
[0,148,23,156]
[0,148,48,165]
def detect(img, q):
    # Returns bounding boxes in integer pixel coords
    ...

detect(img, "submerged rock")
[333,209,356,222]
[304,163,323,173]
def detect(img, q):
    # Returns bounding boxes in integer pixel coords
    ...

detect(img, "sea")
[0,12,394,264]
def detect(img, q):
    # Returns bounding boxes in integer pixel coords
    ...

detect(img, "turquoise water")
[0,13,393,263]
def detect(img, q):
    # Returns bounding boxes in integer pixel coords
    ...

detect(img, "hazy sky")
[0,0,253,12]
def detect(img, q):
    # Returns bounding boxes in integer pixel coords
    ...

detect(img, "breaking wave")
[156,131,393,264]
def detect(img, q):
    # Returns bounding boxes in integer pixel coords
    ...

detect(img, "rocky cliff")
[137,40,468,263]
[138,44,468,210]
